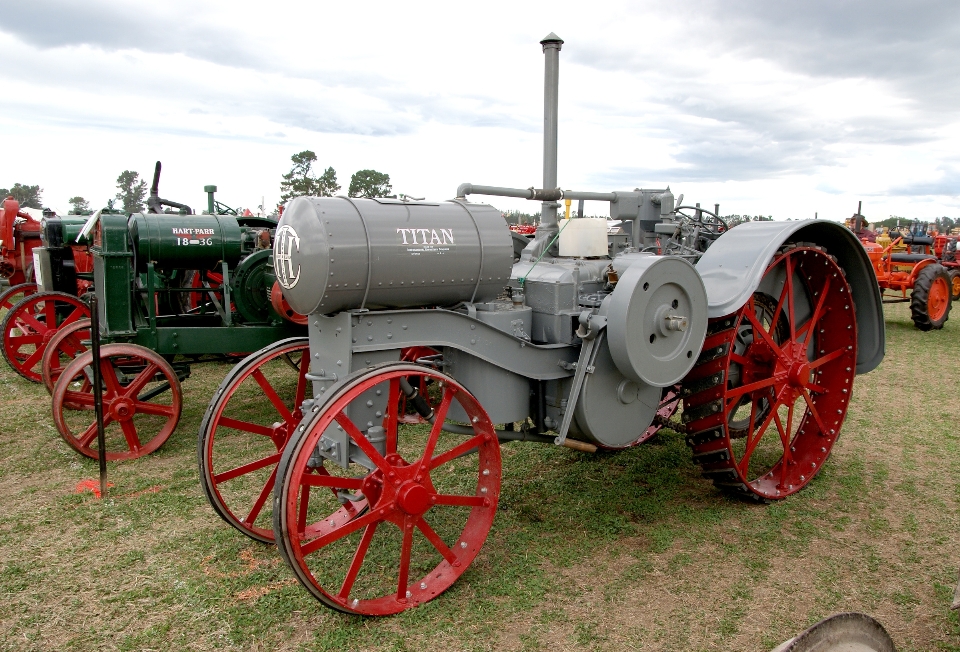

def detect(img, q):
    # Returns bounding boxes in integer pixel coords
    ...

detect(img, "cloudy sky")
[1,0,958,222]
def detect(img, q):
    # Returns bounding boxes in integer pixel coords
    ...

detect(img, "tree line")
[2,150,393,217]
[278,150,392,209]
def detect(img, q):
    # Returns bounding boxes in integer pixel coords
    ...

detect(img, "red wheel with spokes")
[681,244,857,500]
[1,291,90,382]
[0,282,38,311]
[198,337,341,543]
[273,362,501,615]
[51,343,183,460]
[41,318,91,394]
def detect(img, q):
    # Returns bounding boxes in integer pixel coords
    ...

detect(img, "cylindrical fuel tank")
[128,214,243,272]
[275,196,513,315]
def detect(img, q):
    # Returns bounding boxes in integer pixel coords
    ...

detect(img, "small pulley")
[604,255,707,387]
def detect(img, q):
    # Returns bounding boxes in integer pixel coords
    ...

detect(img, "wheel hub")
[109,397,136,421]
[397,481,431,515]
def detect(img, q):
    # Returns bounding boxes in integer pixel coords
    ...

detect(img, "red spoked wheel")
[51,343,183,460]
[273,362,501,615]
[1,291,90,382]
[198,337,345,543]
[0,282,38,311]
[41,318,91,394]
[680,244,858,500]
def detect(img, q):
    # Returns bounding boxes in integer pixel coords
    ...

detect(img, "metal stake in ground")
[89,295,107,498]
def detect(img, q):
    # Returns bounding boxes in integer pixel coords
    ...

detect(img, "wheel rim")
[1,291,89,382]
[199,338,321,543]
[682,246,857,500]
[0,282,38,311]
[274,363,501,615]
[51,343,183,460]
[928,276,950,320]
[951,272,960,301]
[41,318,91,394]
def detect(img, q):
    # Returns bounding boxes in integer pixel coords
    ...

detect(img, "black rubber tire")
[910,264,951,330]
[948,269,960,302]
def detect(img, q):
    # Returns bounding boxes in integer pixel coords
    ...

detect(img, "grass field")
[1,300,958,652]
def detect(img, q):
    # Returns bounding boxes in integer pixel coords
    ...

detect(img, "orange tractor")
[857,216,952,330]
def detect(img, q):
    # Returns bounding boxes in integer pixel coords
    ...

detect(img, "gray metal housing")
[275,196,513,315]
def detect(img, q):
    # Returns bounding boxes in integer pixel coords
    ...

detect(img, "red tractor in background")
[852,213,952,330]
[0,196,44,309]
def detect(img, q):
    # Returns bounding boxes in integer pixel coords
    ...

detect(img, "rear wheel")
[681,244,857,500]
[1,291,89,382]
[273,362,501,615]
[910,264,951,330]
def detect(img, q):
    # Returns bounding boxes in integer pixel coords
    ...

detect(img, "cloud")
[0,0,265,70]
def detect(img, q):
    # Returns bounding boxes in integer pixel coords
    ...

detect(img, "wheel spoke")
[743,307,785,360]
[433,493,485,507]
[796,276,831,340]
[429,433,485,470]
[338,521,379,600]
[416,516,457,564]
[335,412,389,470]
[213,452,282,483]
[8,333,43,346]
[301,509,382,556]
[293,350,309,409]
[736,398,779,476]
[384,378,400,454]
[809,347,847,370]
[245,465,279,525]
[99,359,124,399]
[131,401,176,417]
[216,416,277,438]
[121,363,159,399]
[800,388,830,434]
[64,390,96,408]
[396,521,414,602]
[768,269,790,337]
[77,415,114,447]
[252,369,292,422]
[60,307,88,329]
[417,387,454,474]
[785,255,796,342]
[18,309,47,334]
[724,375,779,403]
[19,346,44,373]
[119,419,143,452]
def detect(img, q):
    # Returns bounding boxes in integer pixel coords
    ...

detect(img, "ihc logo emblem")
[274,224,301,289]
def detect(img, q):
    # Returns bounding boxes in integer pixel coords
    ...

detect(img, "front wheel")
[947,268,960,302]
[198,337,316,543]
[273,362,501,615]
[51,343,183,460]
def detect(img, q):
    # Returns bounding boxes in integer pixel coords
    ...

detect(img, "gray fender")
[696,219,884,374]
